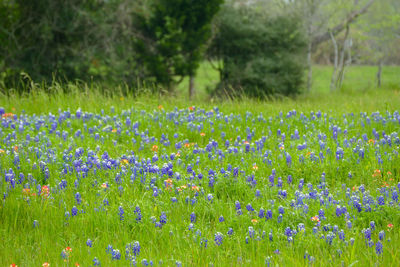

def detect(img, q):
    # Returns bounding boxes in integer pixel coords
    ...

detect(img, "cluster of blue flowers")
[1,106,399,265]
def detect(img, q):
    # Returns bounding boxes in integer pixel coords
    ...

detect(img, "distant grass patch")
[177,63,400,99]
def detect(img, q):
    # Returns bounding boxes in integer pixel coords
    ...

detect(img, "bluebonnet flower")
[287,175,293,184]
[370,221,376,231]
[33,220,39,228]
[118,206,124,221]
[160,212,167,225]
[207,194,214,202]
[277,214,283,223]
[368,240,374,247]
[71,206,78,216]
[266,210,272,220]
[112,249,121,260]
[377,195,385,205]
[227,228,233,236]
[214,232,223,246]
[93,257,101,266]
[134,206,142,222]
[376,241,383,255]
[75,192,82,205]
[188,223,194,231]
[278,206,284,214]
[379,230,385,241]
[246,203,254,213]
[87,239,93,247]
[335,205,342,217]
[338,230,345,241]
[364,228,372,240]
[258,208,265,218]
[318,209,325,220]
[248,227,255,238]
[284,227,292,237]
[326,233,335,245]
[190,212,196,223]
[132,241,141,256]
[235,201,242,215]
[219,215,225,222]
[106,244,113,254]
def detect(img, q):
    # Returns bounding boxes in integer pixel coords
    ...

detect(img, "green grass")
[0,81,400,266]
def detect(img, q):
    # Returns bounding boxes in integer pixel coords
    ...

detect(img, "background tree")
[0,0,101,86]
[355,0,400,87]
[208,5,306,98]
[133,0,223,98]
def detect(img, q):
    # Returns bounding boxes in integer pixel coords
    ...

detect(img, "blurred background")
[0,0,399,99]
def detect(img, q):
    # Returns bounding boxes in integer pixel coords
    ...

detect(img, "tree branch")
[312,0,375,47]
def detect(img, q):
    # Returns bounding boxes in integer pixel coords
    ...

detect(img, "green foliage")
[0,0,143,91]
[133,0,223,90]
[208,6,307,98]
[0,0,101,83]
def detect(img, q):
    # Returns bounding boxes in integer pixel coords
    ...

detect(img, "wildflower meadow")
[1,91,400,266]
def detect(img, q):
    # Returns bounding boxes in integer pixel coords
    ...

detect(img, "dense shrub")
[208,6,307,98]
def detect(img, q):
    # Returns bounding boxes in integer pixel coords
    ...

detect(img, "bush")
[208,6,307,98]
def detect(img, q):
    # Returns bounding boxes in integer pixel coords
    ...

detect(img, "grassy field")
[177,63,400,99]
[1,77,400,266]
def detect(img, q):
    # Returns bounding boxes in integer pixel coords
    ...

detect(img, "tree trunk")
[307,41,312,93]
[189,75,195,100]
[336,25,350,89]
[330,31,338,91]
[377,60,383,88]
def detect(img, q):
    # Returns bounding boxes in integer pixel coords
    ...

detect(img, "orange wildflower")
[368,139,375,145]
[120,159,129,165]
[191,185,200,192]
[372,169,382,178]
[188,106,194,111]
[158,105,164,110]
[13,146,18,152]
[311,216,320,223]
[111,129,117,133]
[200,132,206,137]
[0,149,5,154]
[10,264,18,267]
[2,113,15,118]
[42,263,50,267]
[164,178,173,189]
[101,183,108,189]
[388,223,394,229]
[251,219,258,224]
[252,164,258,171]
[22,188,30,196]
[41,185,49,197]
[152,145,159,152]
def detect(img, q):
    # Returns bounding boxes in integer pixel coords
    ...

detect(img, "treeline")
[0,0,398,97]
